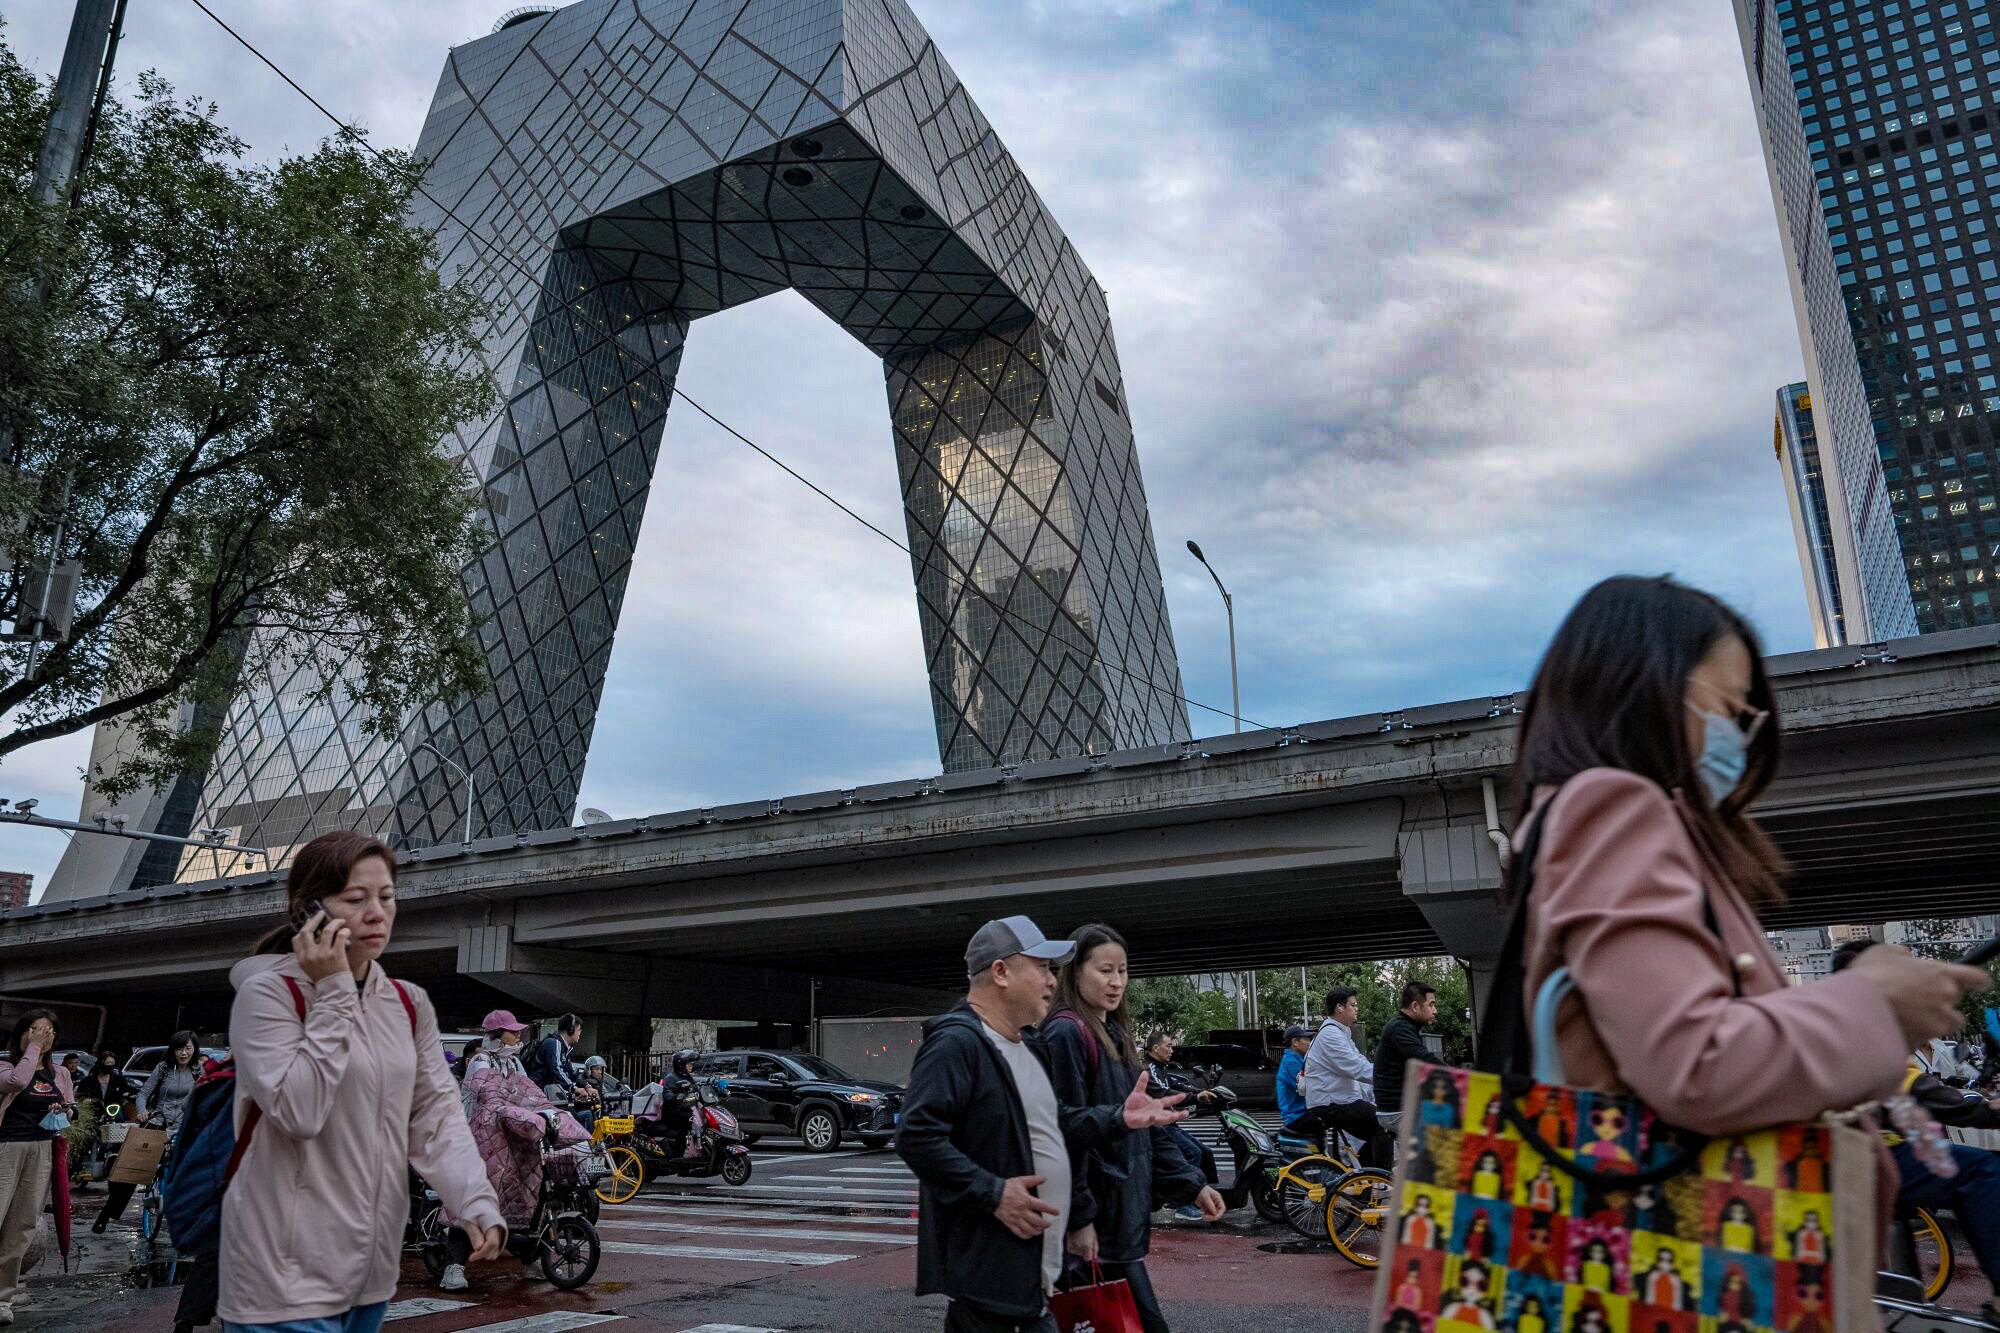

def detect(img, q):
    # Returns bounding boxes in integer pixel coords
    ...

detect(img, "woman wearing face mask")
[1511,575,1986,1136]
[444,1009,587,1295]
[1043,924,1223,1333]
[0,1010,73,1324]
[221,831,505,1333]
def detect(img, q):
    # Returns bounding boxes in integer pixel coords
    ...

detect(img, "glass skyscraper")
[1737,0,2000,642]
[160,0,1190,877]
[1772,382,1848,644]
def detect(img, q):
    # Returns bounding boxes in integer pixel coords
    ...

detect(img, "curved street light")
[1185,540,1240,734]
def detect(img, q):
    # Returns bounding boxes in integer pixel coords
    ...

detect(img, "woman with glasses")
[1509,575,1984,1136]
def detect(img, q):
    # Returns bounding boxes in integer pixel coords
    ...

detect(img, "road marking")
[604,1218,916,1245]
[763,1178,918,1195]
[830,1166,913,1176]
[679,1325,785,1332]
[634,1190,917,1214]
[659,1181,917,1202]
[442,1316,624,1333]
[615,1202,916,1226]
[601,1240,849,1266]
[385,1299,475,1321]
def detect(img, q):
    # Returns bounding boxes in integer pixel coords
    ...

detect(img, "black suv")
[691,1050,904,1153]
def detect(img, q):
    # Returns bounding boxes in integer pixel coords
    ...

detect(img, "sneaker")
[1174,1204,1204,1222]
[0,1303,14,1326]
[440,1264,468,1292]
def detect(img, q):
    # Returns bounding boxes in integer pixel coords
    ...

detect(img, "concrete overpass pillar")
[1400,799,1512,1059]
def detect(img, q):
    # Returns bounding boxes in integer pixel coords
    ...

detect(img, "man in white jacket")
[1299,986,1387,1167]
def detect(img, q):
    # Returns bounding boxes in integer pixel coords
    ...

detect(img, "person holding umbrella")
[0,1010,77,1319]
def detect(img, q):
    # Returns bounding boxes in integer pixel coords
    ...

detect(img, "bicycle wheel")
[1911,1206,1954,1302]
[1277,1154,1342,1239]
[540,1215,600,1290]
[595,1145,644,1205]
[1326,1168,1393,1268]
[418,1204,448,1278]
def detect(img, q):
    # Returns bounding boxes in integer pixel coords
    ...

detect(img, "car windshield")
[782,1054,854,1082]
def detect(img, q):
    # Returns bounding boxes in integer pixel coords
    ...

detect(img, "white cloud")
[3,0,1830,898]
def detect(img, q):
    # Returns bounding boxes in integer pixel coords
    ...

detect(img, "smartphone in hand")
[290,899,327,937]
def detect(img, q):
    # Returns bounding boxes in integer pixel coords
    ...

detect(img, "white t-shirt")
[982,1021,1071,1294]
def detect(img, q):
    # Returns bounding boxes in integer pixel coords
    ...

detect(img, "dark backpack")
[164,974,416,1255]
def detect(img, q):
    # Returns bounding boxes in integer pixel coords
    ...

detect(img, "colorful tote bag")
[1369,814,1878,1333]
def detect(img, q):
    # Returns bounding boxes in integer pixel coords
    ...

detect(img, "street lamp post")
[416,741,474,845]
[1184,540,1239,734]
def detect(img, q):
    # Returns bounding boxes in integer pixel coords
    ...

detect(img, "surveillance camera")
[12,799,36,813]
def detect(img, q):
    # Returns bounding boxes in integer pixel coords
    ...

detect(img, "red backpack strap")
[391,980,417,1034]
[1048,1011,1100,1080]
[225,975,309,1185]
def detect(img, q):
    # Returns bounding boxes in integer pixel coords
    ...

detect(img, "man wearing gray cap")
[897,916,1192,1332]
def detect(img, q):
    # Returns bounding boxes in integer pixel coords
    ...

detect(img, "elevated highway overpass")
[4,626,1996,1042]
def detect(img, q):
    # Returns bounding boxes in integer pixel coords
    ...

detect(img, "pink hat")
[480,1009,527,1033]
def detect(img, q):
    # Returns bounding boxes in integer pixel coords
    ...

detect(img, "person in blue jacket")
[1275,1025,1314,1139]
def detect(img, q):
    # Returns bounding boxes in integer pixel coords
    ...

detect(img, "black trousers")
[1063,1256,1170,1333]
[943,1301,1057,1333]
[1297,1100,1390,1168]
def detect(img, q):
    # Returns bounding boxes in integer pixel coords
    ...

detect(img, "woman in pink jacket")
[0,1009,74,1324]
[1510,575,1984,1135]
[221,830,506,1333]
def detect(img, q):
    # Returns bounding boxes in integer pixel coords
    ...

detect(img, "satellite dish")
[580,808,612,825]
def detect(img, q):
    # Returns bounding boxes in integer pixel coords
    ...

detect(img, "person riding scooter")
[635,1050,699,1158]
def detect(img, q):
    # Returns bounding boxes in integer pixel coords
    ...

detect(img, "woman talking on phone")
[220,830,505,1333]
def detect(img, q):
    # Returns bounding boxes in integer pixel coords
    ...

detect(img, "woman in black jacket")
[1043,924,1221,1333]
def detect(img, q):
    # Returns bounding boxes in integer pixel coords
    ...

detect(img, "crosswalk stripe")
[629,1191,916,1215]
[679,1325,785,1332]
[605,1218,915,1246]
[437,1315,624,1333]
[763,1178,917,1195]
[829,1166,913,1176]
[613,1202,917,1227]
[385,1299,475,1321]
[685,1184,916,1202]
[601,1240,850,1266]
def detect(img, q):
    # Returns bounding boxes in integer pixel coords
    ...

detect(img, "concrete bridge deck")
[4,626,1996,1037]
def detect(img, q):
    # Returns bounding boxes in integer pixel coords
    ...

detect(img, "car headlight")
[846,1092,879,1103]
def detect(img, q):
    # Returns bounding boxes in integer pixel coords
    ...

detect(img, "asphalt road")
[34,1138,1372,1333]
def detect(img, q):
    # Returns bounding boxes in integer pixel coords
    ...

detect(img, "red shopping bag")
[1049,1263,1143,1333]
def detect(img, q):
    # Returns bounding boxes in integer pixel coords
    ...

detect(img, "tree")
[1129,956,1475,1064]
[0,34,494,798]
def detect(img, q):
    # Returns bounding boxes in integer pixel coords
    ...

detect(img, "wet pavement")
[21,1144,1369,1332]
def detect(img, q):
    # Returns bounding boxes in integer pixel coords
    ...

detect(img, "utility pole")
[7,1,123,662]
[30,0,121,209]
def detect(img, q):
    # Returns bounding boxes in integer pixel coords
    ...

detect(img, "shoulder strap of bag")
[223,976,308,1185]
[1047,1011,1100,1080]
[391,980,418,1034]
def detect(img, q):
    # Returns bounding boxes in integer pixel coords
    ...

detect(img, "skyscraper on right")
[1735,0,1999,640]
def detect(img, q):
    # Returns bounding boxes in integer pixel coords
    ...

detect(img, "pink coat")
[221,955,504,1325]
[1521,768,1906,1135]
[0,1048,73,1120]
[460,1053,586,1227]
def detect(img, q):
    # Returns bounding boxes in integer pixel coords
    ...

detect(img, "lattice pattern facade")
[176,0,1187,872]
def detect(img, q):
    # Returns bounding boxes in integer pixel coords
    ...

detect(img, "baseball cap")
[966,915,1076,976]
[480,1008,528,1033]
[1283,1024,1314,1042]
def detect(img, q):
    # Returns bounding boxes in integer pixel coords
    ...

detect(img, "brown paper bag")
[107,1124,169,1184]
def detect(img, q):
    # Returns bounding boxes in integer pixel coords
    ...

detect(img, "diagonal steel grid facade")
[178,0,1189,873]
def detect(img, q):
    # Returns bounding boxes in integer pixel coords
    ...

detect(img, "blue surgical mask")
[1688,706,1748,804]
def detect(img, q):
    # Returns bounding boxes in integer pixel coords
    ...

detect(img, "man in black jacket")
[897,916,1193,1333]
[1372,981,1439,1133]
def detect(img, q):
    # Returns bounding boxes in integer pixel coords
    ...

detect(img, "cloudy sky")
[1,0,1817,898]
